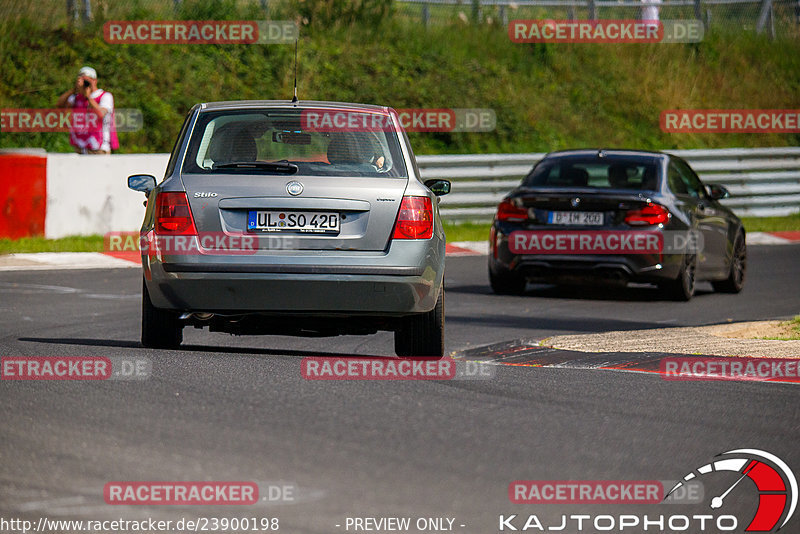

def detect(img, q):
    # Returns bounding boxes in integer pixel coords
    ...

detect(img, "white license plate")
[248,211,340,233]
[547,211,604,226]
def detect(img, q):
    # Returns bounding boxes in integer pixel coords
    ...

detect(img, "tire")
[712,233,746,293]
[489,268,526,296]
[141,279,183,349]
[660,254,697,301]
[394,324,413,357]
[394,290,444,358]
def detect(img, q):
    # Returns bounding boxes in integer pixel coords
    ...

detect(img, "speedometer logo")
[666,449,797,531]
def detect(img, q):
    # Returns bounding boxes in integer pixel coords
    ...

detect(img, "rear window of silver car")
[182,108,408,178]
[523,157,660,191]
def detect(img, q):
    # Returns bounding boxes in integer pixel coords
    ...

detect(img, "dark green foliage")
[1,8,798,154]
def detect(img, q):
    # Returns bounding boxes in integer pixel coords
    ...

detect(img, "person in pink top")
[57,66,118,154]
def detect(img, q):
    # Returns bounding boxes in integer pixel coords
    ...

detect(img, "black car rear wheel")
[141,279,183,349]
[660,254,697,301]
[712,233,746,293]
[394,290,444,358]
[489,268,527,296]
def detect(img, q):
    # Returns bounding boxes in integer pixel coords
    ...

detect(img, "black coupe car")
[488,149,746,300]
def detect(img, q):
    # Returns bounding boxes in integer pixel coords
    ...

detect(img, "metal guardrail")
[398,0,790,37]
[418,147,800,221]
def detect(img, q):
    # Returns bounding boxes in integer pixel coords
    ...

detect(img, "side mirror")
[128,174,156,195]
[706,184,730,200]
[424,179,451,197]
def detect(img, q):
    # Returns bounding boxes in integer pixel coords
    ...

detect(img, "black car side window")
[669,160,706,199]
[667,163,689,196]
[675,159,706,199]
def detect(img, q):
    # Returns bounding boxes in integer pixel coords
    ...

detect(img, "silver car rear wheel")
[394,290,444,358]
[141,280,183,349]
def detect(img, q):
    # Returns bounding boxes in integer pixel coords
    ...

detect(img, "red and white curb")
[746,230,800,245]
[0,252,138,272]
[454,340,800,385]
[445,241,490,256]
[0,232,796,271]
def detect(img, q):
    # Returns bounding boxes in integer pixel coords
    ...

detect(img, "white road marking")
[0,252,138,271]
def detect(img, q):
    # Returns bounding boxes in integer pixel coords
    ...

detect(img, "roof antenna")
[291,38,298,104]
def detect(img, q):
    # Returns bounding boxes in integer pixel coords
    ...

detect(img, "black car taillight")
[496,199,528,222]
[625,202,670,226]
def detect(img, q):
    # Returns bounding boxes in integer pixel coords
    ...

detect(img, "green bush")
[291,0,393,27]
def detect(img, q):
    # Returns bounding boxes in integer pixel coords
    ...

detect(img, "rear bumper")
[143,239,444,314]
[146,272,437,314]
[162,263,423,275]
[511,255,677,284]
[491,228,682,283]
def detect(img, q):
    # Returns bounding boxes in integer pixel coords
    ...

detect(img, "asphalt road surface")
[1,244,799,533]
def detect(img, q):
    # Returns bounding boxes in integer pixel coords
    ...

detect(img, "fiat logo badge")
[286,181,303,196]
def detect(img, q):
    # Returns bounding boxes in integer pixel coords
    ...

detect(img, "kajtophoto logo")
[665,449,797,532]
[500,449,795,532]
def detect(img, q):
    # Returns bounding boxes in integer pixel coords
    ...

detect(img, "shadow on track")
[17,337,379,358]
[445,314,665,332]
[446,282,714,302]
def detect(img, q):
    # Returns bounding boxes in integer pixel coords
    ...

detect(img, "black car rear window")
[181,108,408,178]
[523,156,660,191]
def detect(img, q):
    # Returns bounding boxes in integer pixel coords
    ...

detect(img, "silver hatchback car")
[128,100,450,357]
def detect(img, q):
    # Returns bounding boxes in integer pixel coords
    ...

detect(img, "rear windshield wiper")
[215,161,298,174]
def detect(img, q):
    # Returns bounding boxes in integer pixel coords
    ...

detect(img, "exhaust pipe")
[179,312,214,321]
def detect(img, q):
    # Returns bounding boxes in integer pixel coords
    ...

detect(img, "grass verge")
[740,212,800,233]
[442,222,491,242]
[0,235,104,254]
[761,316,800,341]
